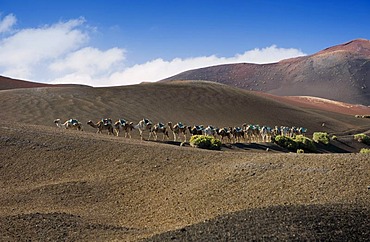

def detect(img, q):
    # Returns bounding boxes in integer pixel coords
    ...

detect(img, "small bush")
[313,132,330,145]
[274,135,317,152]
[274,135,297,151]
[354,134,370,145]
[360,148,370,154]
[331,135,337,141]
[295,135,317,152]
[190,135,222,150]
[297,149,304,154]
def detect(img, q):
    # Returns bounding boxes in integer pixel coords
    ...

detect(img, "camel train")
[54,118,307,144]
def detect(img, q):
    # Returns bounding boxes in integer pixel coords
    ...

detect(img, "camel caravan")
[54,117,307,144]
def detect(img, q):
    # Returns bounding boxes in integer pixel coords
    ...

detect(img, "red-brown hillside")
[0,76,53,90]
[162,39,370,105]
[0,75,90,90]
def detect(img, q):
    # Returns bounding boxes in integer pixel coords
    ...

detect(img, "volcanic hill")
[163,39,370,105]
[1,78,370,241]
[0,75,90,90]
[1,81,369,137]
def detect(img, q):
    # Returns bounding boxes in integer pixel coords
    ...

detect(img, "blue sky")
[1,0,370,86]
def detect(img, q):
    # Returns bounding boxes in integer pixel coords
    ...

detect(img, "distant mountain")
[162,39,370,105]
[0,76,53,90]
[0,75,90,90]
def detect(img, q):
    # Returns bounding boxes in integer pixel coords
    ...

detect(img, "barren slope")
[1,80,370,241]
[1,122,369,241]
[1,81,369,137]
[0,75,89,90]
[163,39,370,105]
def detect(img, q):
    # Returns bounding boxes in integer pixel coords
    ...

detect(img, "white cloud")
[0,17,91,79]
[0,13,16,33]
[49,47,125,74]
[0,14,306,87]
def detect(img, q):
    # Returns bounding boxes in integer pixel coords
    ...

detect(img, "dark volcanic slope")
[0,75,90,90]
[1,81,369,135]
[163,39,370,105]
[146,204,370,242]
[0,75,53,90]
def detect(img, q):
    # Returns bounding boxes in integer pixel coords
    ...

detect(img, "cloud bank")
[0,14,306,87]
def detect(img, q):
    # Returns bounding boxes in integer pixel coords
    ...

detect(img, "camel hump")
[69,119,79,125]
[102,118,112,125]
[143,118,152,125]
[119,119,127,125]
[235,127,243,132]
[195,125,203,131]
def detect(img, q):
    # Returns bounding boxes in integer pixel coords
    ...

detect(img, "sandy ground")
[1,81,370,241]
[0,121,369,241]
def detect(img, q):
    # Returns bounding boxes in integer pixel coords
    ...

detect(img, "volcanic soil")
[0,81,370,241]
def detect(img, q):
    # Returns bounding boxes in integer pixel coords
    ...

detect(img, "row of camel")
[54,118,307,143]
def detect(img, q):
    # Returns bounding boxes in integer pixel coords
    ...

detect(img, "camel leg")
[139,130,143,140]
[164,132,169,141]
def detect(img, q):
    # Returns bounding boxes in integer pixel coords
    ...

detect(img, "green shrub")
[331,135,337,141]
[360,148,370,154]
[354,134,370,145]
[274,135,297,151]
[189,135,222,150]
[297,149,304,154]
[274,135,317,152]
[295,135,317,152]
[313,132,330,145]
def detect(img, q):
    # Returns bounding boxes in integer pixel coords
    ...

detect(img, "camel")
[231,127,245,143]
[217,127,232,143]
[298,127,307,136]
[280,126,291,137]
[290,126,300,138]
[134,118,154,140]
[114,119,134,138]
[151,122,169,141]
[168,122,187,142]
[204,125,217,137]
[188,125,204,136]
[54,119,83,131]
[260,126,273,142]
[87,118,114,135]
[273,126,281,137]
[243,124,260,143]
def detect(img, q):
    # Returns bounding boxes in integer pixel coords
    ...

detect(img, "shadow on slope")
[145,204,370,242]
[0,212,139,242]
